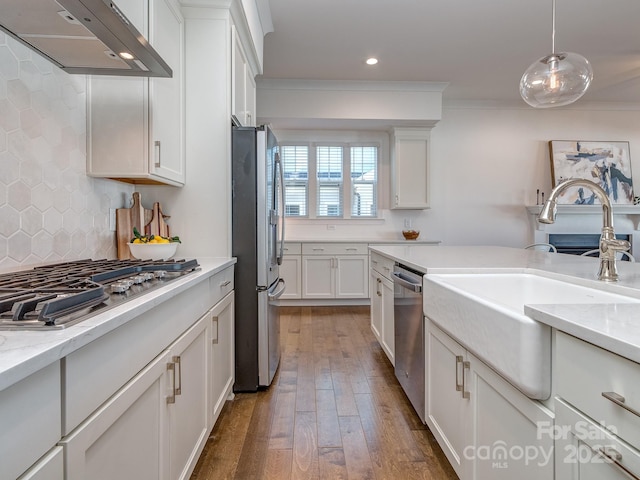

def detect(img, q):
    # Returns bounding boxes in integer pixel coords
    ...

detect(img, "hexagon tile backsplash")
[0,33,133,270]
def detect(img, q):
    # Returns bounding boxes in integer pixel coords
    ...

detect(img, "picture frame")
[549,140,634,205]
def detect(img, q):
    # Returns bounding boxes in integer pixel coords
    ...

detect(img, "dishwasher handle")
[392,271,422,293]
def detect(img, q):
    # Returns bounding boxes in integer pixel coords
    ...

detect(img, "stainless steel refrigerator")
[232,124,286,391]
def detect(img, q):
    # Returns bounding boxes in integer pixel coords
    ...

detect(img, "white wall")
[430,104,640,247]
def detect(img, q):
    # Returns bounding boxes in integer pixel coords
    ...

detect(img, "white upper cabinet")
[87,0,185,186]
[232,25,257,127]
[390,127,431,209]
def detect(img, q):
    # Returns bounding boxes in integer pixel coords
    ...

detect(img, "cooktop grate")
[0,259,199,329]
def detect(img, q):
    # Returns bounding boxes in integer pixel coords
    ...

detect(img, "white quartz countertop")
[0,257,236,392]
[371,245,640,363]
[285,238,441,244]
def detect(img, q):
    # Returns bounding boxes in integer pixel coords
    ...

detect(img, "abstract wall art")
[549,140,634,205]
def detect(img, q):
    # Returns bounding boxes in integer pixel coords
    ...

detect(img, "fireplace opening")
[548,234,632,260]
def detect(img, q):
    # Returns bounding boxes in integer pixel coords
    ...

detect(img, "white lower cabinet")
[369,252,396,365]
[554,399,640,480]
[379,273,395,364]
[301,243,368,299]
[167,316,209,480]
[61,349,171,480]
[370,269,383,341]
[1,362,62,480]
[426,321,554,480]
[57,266,234,479]
[62,315,209,480]
[210,291,235,427]
[554,331,640,480]
[18,447,64,480]
[281,243,302,299]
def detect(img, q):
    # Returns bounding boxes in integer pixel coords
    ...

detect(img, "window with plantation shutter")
[317,146,343,217]
[281,145,308,217]
[280,138,378,220]
[351,146,377,217]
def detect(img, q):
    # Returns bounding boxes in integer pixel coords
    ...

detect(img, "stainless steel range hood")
[0,0,172,77]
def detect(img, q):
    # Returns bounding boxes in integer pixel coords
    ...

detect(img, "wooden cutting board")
[116,192,157,259]
[146,202,171,238]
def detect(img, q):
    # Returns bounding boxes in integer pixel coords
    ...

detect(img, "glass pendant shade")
[520,52,593,108]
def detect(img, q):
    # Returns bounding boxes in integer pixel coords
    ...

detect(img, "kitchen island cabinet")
[427,321,553,479]
[86,0,185,186]
[554,331,640,480]
[369,251,395,364]
[369,245,640,480]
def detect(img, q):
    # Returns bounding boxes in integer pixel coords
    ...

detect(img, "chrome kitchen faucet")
[538,178,630,282]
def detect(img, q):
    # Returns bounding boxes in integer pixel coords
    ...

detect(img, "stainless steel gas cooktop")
[0,259,199,330]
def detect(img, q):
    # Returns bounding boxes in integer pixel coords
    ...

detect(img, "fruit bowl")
[402,229,420,240]
[128,242,178,261]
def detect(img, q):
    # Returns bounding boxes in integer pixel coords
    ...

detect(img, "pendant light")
[520,0,593,108]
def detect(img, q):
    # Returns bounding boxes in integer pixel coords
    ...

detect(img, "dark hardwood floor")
[191,306,458,480]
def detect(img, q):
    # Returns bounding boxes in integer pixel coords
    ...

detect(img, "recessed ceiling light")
[366,58,378,65]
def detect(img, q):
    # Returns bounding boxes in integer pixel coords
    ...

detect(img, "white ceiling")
[261,0,640,105]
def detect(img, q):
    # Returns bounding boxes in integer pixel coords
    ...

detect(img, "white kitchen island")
[0,257,236,480]
[370,245,640,480]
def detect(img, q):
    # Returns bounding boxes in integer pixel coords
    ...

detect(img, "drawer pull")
[173,356,182,395]
[462,361,471,399]
[220,280,231,287]
[602,391,640,418]
[346,248,357,251]
[597,447,640,480]
[212,317,219,345]
[455,355,463,392]
[313,248,325,251]
[166,362,176,404]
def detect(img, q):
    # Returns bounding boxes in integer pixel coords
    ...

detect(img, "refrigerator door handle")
[275,151,285,266]
[268,278,286,300]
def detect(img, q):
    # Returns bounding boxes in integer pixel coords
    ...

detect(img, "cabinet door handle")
[166,362,176,404]
[597,447,640,480]
[154,140,161,168]
[455,355,463,392]
[462,361,471,399]
[173,356,182,395]
[602,391,640,418]
[376,277,382,296]
[212,317,219,345]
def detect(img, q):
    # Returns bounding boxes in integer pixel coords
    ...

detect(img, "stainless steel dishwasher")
[392,263,425,423]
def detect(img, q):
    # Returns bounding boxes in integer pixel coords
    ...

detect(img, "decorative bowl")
[128,242,178,261]
[402,229,420,240]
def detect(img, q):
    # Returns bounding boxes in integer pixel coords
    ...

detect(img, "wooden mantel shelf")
[526,205,640,230]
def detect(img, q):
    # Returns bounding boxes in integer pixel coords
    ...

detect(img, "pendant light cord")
[551,0,556,54]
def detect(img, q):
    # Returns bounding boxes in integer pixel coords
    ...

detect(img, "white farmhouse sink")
[424,273,640,400]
